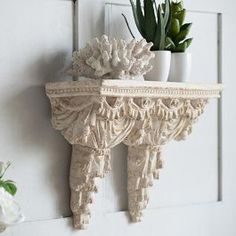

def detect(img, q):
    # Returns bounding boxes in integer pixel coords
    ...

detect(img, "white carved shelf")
[46,79,222,230]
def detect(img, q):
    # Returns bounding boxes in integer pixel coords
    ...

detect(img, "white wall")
[104,3,219,211]
[1,0,236,235]
[0,0,73,224]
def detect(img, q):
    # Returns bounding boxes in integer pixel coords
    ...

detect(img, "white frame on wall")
[105,2,224,205]
[6,0,236,235]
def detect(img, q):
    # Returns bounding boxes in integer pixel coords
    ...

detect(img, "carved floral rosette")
[46,79,222,229]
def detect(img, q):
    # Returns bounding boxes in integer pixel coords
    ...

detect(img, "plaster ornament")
[123,98,207,221]
[46,79,222,229]
[68,35,155,80]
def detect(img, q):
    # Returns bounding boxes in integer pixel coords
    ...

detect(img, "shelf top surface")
[46,79,223,99]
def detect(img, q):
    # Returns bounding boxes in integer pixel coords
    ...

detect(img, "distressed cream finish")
[46,79,222,229]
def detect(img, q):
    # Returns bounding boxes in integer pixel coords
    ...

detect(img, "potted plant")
[165,0,193,82]
[123,0,172,81]
[0,162,24,233]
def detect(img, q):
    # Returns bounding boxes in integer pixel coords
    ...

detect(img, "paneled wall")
[0,0,73,232]
[1,0,236,236]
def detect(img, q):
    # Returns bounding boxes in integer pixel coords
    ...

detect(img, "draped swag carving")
[46,79,222,229]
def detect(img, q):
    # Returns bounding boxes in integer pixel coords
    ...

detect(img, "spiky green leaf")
[174,38,192,52]
[165,36,175,50]
[175,9,186,25]
[171,1,183,13]
[180,22,192,31]
[154,5,165,50]
[144,0,157,42]
[161,3,165,11]
[174,41,187,52]
[129,0,143,36]
[160,0,171,31]
[170,18,180,36]
[165,0,172,33]
[177,0,184,10]
[183,38,193,48]
[163,0,170,28]
[136,0,146,37]
[175,23,192,42]
[122,14,135,39]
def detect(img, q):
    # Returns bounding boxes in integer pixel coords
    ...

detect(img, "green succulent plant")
[123,0,171,51]
[165,0,193,52]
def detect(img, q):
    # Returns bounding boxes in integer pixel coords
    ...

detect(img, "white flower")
[0,187,24,233]
[0,162,11,178]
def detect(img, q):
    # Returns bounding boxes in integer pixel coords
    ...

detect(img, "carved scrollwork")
[70,145,111,229]
[48,95,135,229]
[46,80,221,229]
[127,145,162,222]
[123,98,208,222]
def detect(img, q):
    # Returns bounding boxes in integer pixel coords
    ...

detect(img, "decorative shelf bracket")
[46,79,222,229]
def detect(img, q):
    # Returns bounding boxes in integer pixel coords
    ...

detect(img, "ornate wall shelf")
[46,79,222,229]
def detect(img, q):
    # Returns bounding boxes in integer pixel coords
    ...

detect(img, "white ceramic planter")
[144,51,171,82]
[168,52,192,82]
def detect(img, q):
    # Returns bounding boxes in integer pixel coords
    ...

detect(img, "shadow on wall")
[32,52,72,83]
[4,51,72,217]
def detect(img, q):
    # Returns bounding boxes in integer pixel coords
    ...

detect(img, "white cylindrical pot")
[144,51,171,82]
[168,52,192,82]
